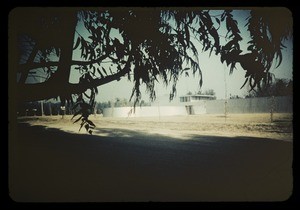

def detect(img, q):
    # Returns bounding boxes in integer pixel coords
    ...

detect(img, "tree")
[114,97,131,107]
[96,101,110,114]
[245,79,293,98]
[197,89,216,96]
[10,8,292,132]
[204,89,215,96]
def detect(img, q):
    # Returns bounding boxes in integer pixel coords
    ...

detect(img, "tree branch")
[17,54,133,102]
[18,53,109,73]
[18,45,39,84]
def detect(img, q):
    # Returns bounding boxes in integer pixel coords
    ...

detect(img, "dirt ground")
[9,113,293,202]
[19,113,293,141]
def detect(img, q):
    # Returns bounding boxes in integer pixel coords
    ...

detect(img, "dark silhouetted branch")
[17,54,133,102]
[18,53,109,73]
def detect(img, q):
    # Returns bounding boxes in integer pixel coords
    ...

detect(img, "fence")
[102,96,293,117]
[205,96,292,114]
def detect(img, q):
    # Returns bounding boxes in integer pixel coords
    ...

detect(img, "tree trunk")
[17,9,78,104]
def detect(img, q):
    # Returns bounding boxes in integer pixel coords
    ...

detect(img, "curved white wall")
[103,106,189,118]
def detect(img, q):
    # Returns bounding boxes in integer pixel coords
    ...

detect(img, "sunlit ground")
[18,113,293,141]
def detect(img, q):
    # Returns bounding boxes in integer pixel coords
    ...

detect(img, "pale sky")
[95,42,292,103]
[69,9,293,103]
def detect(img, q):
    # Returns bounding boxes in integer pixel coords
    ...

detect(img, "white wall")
[206,96,293,114]
[102,96,292,117]
[103,106,189,118]
[193,105,206,114]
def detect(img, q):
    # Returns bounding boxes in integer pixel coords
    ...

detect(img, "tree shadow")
[9,122,293,202]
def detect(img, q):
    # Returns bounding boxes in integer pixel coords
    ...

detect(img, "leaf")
[90,91,95,104]
[97,68,104,77]
[185,25,190,47]
[94,87,98,94]
[247,45,254,51]
[55,48,60,57]
[84,92,90,99]
[120,60,127,65]
[226,16,231,32]
[275,51,283,68]
[199,77,203,88]
[73,116,83,124]
[127,72,131,81]
[221,13,226,21]
[102,67,108,76]
[225,59,231,66]
[89,49,96,61]
[209,47,214,57]
[109,67,113,74]
[249,77,255,91]
[86,119,96,127]
[84,124,90,132]
[209,27,220,53]
[71,110,82,120]
[88,35,94,41]
[73,37,81,50]
[79,121,85,131]
[92,66,96,75]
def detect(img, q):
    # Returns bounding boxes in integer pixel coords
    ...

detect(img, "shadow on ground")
[9,123,293,202]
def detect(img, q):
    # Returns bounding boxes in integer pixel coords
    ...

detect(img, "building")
[179,94,216,115]
[179,94,216,102]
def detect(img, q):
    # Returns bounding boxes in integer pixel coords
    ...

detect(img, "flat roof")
[180,94,215,98]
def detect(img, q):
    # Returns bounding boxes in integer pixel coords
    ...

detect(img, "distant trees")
[114,97,132,107]
[96,98,150,114]
[197,89,216,96]
[245,79,293,98]
[229,94,241,99]
[96,101,110,114]
[17,101,68,116]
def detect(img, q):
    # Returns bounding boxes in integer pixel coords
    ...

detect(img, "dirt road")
[9,114,293,201]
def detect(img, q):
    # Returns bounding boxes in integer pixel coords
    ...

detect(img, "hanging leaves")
[72,94,96,134]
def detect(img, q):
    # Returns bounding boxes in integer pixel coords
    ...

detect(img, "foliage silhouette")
[11,8,292,132]
[245,78,293,98]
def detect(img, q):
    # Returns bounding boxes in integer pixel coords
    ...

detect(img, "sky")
[68,9,293,103]
[94,43,292,103]
[85,10,293,103]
